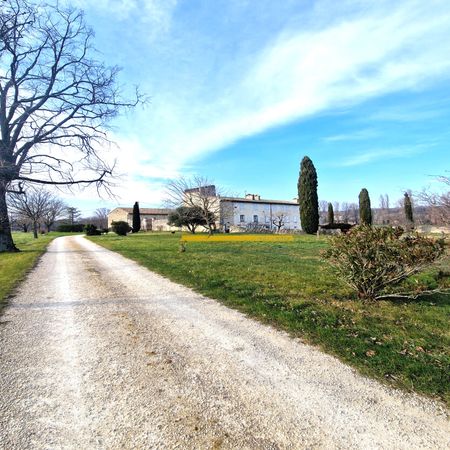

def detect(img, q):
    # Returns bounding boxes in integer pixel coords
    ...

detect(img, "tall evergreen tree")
[298,156,319,234]
[359,188,372,225]
[327,202,334,224]
[132,201,141,233]
[404,192,414,225]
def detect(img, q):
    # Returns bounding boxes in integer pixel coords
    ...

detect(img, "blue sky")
[63,0,450,215]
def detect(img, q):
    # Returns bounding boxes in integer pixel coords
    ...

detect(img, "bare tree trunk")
[33,221,38,239]
[0,185,18,252]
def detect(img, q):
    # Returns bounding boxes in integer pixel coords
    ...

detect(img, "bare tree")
[93,207,109,229]
[333,201,340,222]
[272,212,286,233]
[416,175,450,226]
[42,197,66,232]
[165,176,223,235]
[341,202,350,223]
[8,187,53,238]
[8,208,29,231]
[348,202,359,224]
[319,200,328,224]
[0,1,141,252]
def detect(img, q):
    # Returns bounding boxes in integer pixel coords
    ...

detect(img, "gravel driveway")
[0,235,448,449]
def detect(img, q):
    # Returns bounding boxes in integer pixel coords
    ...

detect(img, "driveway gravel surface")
[0,235,449,449]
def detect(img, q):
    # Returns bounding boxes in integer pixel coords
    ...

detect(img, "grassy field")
[89,232,450,405]
[0,232,69,306]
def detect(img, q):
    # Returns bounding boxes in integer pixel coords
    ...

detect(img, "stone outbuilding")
[107,207,177,231]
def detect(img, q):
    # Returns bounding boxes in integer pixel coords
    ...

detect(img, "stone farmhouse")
[108,189,300,233]
[219,194,300,232]
[107,207,176,231]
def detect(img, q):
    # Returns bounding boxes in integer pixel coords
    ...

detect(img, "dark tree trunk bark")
[33,221,38,239]
[0,184,19,252]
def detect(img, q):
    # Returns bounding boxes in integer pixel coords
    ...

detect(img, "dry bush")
[323,226,444,300]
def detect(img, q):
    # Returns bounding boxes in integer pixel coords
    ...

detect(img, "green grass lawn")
[89,232,450,405]
[0,232,71,307]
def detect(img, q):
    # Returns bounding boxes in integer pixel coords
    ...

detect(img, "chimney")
[245,193,260,201]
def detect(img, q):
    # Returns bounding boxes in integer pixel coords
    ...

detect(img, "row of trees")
[8,188,66,237]
[7,186,109,237]
[299,156,448,234]
[297,156,375,234]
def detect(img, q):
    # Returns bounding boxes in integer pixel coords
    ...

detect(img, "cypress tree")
[132,201,141,233]
[327,202,334,224]
[404,192,414,225]
[298,156,319,234]
[358,188,372,225]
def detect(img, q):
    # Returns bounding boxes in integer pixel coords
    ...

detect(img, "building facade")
[107,207,177,231]
[219,194,300,231]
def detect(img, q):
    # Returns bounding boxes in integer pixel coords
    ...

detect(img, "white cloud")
[323,129,379,142]
[339,144,429,167]
[131,0,450,177]
[68,0,177,35]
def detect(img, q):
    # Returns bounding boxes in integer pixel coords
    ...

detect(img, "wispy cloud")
[69,0,177,34]
[367,106,447,123]
[121,0,450,182]
[323,129,379,142]
[339,144,430,167]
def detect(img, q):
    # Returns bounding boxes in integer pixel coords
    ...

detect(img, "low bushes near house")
[111,220,132,236]
[84,224,102,236]
[323,225,445,300]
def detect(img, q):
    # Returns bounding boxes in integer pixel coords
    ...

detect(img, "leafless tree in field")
[272,212,286,233]
[340,202,352,223]
[42,197,66,232]
[319,200,328,224]
[165,176,224,234]
[333,201,340,222]
[8,187,54,238]
[93,207,109,229]
[10,211,29,231]
[416,174,450,226]
[0,0,142,251]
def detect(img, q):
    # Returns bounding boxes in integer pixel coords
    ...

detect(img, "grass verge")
[0,232,71,309]
[89,232,450,405]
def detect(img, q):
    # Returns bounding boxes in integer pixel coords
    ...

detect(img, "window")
[253,215,258,223]
[240,214,245,222]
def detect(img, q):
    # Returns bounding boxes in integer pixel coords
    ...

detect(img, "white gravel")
[0,235,448,449]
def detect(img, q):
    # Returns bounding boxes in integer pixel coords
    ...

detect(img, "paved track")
[0,235,448,449]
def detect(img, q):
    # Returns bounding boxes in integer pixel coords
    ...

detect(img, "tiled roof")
[220,197,298,206]
[112,207,171,215]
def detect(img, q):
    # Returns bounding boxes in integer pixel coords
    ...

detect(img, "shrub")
[323,226,444,300]
[111,220,131,236]
[56,223,85,232]
[84,224,101,236]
